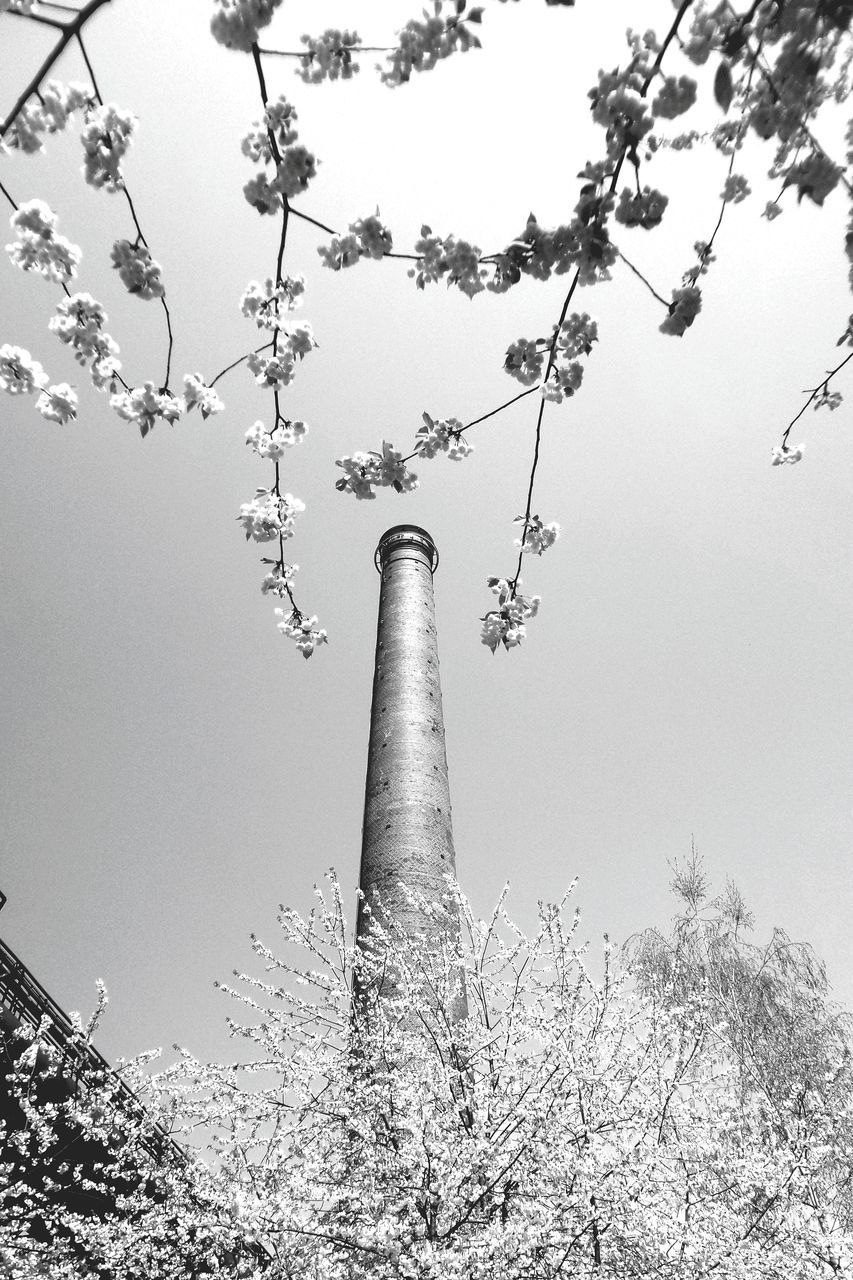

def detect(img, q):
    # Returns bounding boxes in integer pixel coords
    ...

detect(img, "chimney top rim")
[375,525,439,574]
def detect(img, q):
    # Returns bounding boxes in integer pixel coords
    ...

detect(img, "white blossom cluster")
[409,225,487,297]
[504,337,545,386]
[240,275,305,328]
[35,382,78,423]
[487,215,579,293]
[318,214,393,270]
[12,869,852,1275]
[0,344,46,396]
[110,238,165,299]
[6,200,80,284]
[275,609,327,658]
[481,576,540,652]
[1,80,92,153]
[242,95,317,214]
[514,513,560,556]
[721,173,752,204]
[298,29,361,84]
[651,73,698,119]
[183,373,224,419]
[784,152,843,206]
[80,103,137,191]
[380,4,483,87]
[210,0,283,51]
[110,382,182,437]
[414,411,473,460]
[504,312,598,402]
[241,98,298,164]
[660,285,702,337]
[772,443,805,465]
[615,184,669,229]
[572,177,618,286]
[589,67,653,162]
[260,560,297,596]
[0,344,78,423]
[245,417,307,459]
[335,444,418,499]
[238,488,305,542]
[246,323,316,388]
[49,293,121,390]
[0,0,38,11]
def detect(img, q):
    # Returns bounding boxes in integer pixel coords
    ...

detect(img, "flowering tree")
[2,0,852,657]
[2,875,853,1277]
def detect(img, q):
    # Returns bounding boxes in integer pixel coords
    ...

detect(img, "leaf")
[714,60,733,113]
[468,7,483,21]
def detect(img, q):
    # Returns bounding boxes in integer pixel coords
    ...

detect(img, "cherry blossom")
[80,104,137,191]
[615,184,669,229]
[335,444,419,499]
[35,382,78,424]
[297,29,361,84]
[651,73,698,119]
[480,576,540,652]
[514,514,560,556]
[110,239,165,299]
[275,609,327,657]
[210,0,283,52]
[0,344,46,395]
[785,152,844,206]
[772,443,805,465]
[659,285,702,337]
[380,3,483,87]
[182,373,224,419]
[409,225,486,297]
[1,80,92,152]
[6,199,80,284]
[415,412,473,461]
[240,275,305,328]
[246,323,316,388]
[260,561,298,596]
[721,173,752,204]
[110,383,182,437]
[238,488,304,541]
[318,214,393,270]
[245,418,307,459]
[241,96,298,164]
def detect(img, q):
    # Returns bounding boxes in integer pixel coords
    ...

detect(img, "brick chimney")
[356,525,466,1018]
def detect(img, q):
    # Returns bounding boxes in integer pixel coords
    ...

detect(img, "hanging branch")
[0,0,112,140]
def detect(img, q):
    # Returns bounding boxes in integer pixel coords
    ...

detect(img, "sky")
[1,0,853,1068]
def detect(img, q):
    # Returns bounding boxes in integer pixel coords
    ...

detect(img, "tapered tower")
[357,526,466,1015]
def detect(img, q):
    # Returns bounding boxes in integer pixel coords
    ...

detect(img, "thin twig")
[400,388,538,465]
[0,178,19,212]
[209,342,274,389]
[781,347,853,447]
[507,0,696,590]
[289,207,338,236]
[1,0,112,140]
[617,249,669,307]
[256,45,393,57]
[7,9,65,28]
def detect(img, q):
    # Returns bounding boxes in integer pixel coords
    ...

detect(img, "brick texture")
[357,526,466,1017]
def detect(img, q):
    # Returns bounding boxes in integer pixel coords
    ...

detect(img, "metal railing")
[0,933,185,1163]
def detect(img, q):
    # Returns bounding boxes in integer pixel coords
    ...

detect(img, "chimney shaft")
[357,526,462,962]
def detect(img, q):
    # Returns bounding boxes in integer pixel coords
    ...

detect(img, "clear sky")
[1,0,852,1067]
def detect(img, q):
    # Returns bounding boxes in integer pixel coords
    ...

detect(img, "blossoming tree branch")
[5,868,853,1276]
[2,0,852,655]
